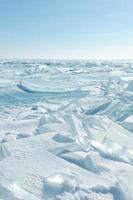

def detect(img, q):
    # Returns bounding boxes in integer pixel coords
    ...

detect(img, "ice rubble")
[0,60,133,199]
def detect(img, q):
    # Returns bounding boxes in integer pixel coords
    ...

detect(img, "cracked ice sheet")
[0,60,133,200]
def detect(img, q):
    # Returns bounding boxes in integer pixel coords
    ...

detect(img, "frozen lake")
[0,60,133,199]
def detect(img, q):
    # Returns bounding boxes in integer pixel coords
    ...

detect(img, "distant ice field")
[0,60,133,200]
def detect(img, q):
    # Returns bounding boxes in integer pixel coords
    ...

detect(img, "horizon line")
[1,57,133,61]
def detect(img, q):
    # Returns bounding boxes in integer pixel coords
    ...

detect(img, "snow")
[0,60,133,199]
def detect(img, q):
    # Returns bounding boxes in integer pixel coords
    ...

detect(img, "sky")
[0,0,133,59]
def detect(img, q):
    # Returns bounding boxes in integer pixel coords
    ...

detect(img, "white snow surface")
[0,60,133,199]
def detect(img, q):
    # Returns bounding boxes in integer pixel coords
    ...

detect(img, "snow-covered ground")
[0,60,133,199]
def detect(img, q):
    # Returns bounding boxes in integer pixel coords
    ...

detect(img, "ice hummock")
[0,60,133,200]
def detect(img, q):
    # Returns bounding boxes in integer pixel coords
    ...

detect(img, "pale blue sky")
[0,0,133,59]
